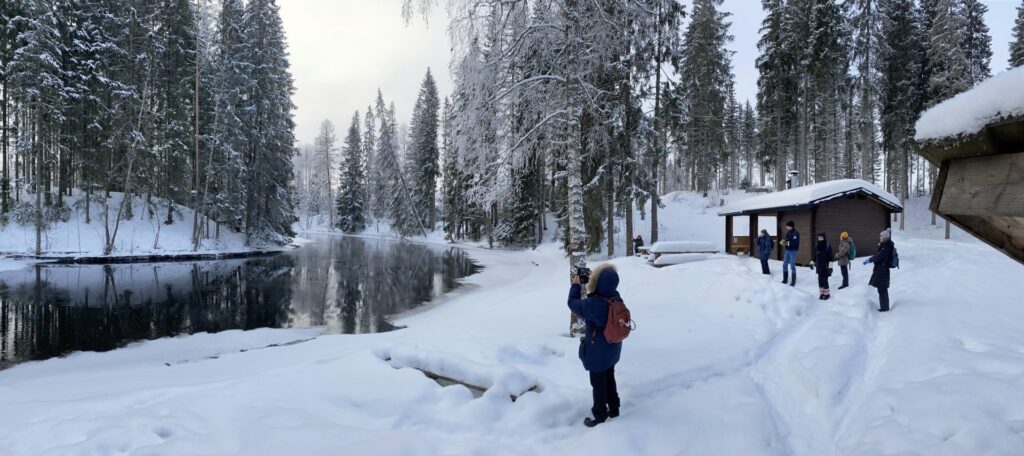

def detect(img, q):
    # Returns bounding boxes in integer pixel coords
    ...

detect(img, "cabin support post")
[725,215,733,255]
[749,215,758,256]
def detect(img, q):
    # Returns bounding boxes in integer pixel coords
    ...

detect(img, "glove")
[862,259,871,265]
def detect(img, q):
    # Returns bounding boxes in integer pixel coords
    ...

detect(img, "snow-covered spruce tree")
[879,0,924,228]
[808,0,849,182]
[404,69,440,230]
[208,0,249,234]
[361,105,379,225]
[851,0,882,182]
[8,0,68,255]
[959,0,991,85]
[336,111,366,233]
[153,0,197,225]
[240,0,297,245]
[757,0,799,190]
[740,101,760,186]
[926,0,971,107]
[676,0,734,194]
[1012,1,1024,68]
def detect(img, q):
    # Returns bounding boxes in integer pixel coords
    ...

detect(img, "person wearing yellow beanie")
[834,232,853,289]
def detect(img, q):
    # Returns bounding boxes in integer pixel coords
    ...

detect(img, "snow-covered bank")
[2,192,1021,455]
[0,192,285,260]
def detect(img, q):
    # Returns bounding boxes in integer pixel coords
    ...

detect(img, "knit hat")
[761,229,769,235]
[786,221,795,228]
[840,231,849,239]
[880,228,891,240]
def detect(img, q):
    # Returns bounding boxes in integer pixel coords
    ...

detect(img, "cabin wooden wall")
[815,196,892,258]
[776,209,813,264]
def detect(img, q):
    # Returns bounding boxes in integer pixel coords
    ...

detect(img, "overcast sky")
[279,0,1020,146]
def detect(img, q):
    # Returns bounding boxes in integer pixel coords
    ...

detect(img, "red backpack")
[603,297,635,343]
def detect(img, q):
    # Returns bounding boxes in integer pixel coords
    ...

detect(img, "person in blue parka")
[568,263,623,427]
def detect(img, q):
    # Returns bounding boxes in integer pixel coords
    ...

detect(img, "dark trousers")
[760,257,770,274]
[840,265,849,287]
[589,367,620,420]
[878,287,890,311]
[818,273,829,289]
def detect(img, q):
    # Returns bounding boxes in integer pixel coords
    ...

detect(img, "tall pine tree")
[1011,0,1024,68]
[336,111,366,233]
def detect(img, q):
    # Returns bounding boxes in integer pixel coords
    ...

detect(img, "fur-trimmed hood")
[586,263,620,296]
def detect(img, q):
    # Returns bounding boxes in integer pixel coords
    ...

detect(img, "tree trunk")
[34,118,43,256]
[625,194,633,256]
[606,172,614,257]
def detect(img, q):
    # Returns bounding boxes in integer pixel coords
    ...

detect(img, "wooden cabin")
[914,68,1024,266]
[718,179,903,265]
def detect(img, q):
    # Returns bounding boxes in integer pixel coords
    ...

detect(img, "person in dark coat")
[781,221,800,286]
[756,229,774,275]
[568,263,623,427]
[633,235,644,256]
[864,228,895,312]
[833,232,852,289]
[813,232,834,300]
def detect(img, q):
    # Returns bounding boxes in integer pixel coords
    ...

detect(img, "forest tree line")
[357,0,1023,255]
[0,0,297,255]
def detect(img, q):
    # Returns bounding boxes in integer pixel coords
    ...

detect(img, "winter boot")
[782,271,789,284]
[584,417,606,427]
[790,271,796,287]
[609,409,620,419]
[838,284,849,290]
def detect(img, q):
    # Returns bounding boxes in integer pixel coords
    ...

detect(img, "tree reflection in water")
[0,236,479,368]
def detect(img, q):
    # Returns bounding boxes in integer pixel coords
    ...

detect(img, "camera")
[573,266,591,284]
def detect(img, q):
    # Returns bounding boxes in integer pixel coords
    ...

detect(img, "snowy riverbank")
[2,194,1022,455]
[0,192,288,261]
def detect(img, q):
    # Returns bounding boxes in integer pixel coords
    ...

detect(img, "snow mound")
[914,66,1024,141]
[652,253,710,266]
[649,241,717,254]
[718,179,901,216]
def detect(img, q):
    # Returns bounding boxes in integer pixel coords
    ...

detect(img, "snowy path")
[1,236,1023,455]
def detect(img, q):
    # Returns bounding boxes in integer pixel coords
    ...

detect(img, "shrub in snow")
[12,202,36,226]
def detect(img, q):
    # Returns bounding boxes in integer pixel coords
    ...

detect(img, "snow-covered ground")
[2,192,1021,455]
[0,191,275,259]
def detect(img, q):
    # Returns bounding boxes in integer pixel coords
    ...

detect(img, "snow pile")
[0,191,265,258]
[648,241,717,254]
[652,253,710,266]
[1,192,1021,455]
[718,179,901,216]
[915,66,1024,141]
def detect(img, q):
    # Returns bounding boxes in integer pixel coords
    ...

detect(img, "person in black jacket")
[568,263,623,427]
[780,221,800,286]
[864,228,895,312]
[756,229,773,275]
[813,232,833,300]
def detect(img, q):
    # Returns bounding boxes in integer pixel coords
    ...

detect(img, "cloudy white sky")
[279,0,1020,145]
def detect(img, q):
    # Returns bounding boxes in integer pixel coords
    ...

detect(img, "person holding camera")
[812,232,833,300]
[568,263,623,427]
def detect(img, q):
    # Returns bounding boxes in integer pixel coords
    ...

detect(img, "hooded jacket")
[567,263,623,372]
[814,232,833,275]
[756,233,774,260]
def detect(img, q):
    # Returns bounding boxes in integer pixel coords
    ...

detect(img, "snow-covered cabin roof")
[915,66,1024,142]
[717,179,902,216]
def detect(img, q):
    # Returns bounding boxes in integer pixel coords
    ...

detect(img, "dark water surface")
[0,236,480,368]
